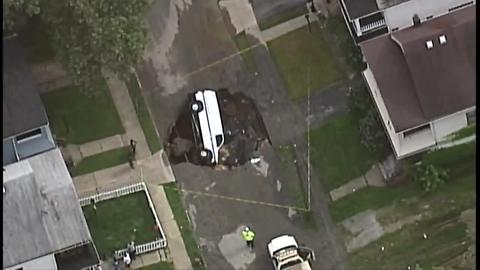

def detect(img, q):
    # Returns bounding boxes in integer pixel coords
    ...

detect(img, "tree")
[4,0,152,91]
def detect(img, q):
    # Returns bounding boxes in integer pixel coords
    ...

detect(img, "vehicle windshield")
[279,259,302,270]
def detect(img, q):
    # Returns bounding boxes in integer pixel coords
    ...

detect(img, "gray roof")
[3,148,91,268]
[343,0,379,19]
[3,36,49,139]
[360,5,476,131]
[376,0,410,9]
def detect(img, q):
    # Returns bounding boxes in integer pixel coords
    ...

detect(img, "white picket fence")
[79,182,167,256]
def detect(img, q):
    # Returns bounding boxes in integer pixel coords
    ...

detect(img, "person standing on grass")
[242,226,256,250]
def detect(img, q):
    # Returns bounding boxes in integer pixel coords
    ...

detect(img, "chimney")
[413,14,421,26]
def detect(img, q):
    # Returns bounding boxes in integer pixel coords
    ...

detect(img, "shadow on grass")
[41,78,125,144]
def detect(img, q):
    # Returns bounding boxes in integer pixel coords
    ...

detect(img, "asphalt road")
[139,0,348,269]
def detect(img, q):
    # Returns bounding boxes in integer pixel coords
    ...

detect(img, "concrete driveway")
[139,0,346,269]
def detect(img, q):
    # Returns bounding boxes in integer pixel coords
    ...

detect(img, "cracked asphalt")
[138,0,351,269]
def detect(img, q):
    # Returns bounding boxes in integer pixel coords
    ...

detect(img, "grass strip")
[164,183,206,270]
[138,262,175,270]
[71,147,130,176]
[126,74,162,154]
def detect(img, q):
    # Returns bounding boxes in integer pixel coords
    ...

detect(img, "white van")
[190,89,225,165]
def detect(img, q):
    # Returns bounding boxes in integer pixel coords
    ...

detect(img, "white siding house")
[359,5,475,159]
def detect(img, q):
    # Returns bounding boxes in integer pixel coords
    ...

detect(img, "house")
[3,35,100,270]
[339,0,475,43]
[3,149,100,270]
[359,5,475,159]
[3,35,55,166]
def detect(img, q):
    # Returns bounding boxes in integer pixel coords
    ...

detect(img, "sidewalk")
[329,164,385,201]
[105,72,151,160]
[260,14,317,42]
[148,185,193,270]
[73,150,175,197]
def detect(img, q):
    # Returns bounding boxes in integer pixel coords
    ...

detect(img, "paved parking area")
[139,0,346,269]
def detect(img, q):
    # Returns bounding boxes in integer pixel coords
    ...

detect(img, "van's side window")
[215,135,223,147]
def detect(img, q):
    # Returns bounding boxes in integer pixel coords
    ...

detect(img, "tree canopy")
[4,0,152,90]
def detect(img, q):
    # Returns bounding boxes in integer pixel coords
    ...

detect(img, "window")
[466,110,476,125]
[403,124,430,138]
[16,128,42,143]
[215,135,223,147]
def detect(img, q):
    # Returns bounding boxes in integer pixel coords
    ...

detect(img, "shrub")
[407,163,449,193]
[347,87,389,157]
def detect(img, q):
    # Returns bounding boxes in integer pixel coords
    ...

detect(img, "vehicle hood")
[267,235,298,256]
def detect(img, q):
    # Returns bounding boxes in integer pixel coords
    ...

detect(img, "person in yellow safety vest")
[242,226,255,249]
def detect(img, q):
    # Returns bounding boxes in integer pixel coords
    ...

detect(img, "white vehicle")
[190,89,225,164]
[267,235,315,270]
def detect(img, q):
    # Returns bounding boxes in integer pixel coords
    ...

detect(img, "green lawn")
[330,142,476,222]
[268,24,346,100]
[329,183,420,223]
[126,74,162,154]
[42,79,124,144]
[70,147,131,177]
[347,172,475,269]
[83,192,160,259]
[309,113,380,191]
[349,211,472,269]
[18,16,55,63]
[333,143,475,269]
[163,183,206,270]
[139,262,175,270]
[258,5,307,30]
[233,31,258,73]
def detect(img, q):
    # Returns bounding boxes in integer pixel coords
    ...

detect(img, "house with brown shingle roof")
[359,4,475,159]
[339,0,475,43]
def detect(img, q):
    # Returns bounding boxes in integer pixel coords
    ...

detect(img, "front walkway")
[329,164,385,201]
[64,72,193,270]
